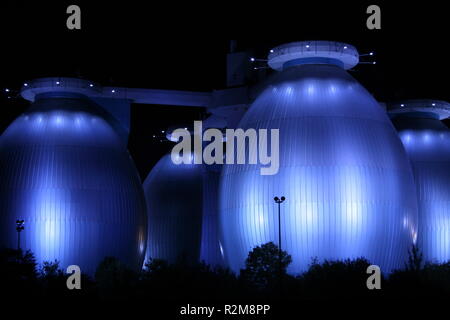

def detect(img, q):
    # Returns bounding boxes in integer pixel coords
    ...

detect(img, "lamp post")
[16,219,24,250]
[274,196,286,295]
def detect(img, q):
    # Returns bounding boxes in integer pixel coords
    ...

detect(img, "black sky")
[0,1,448,178]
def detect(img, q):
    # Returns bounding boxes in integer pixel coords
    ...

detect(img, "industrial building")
[0,41,448,275]
[389,100,450,263]
[219,41,418,274]
[0,81,148,275]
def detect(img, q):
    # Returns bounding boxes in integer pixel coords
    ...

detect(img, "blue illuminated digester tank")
[143,127,203,265]
[219,41,419,274]
[143,127,226,266]
[0,78,147,275]
[143,150,203,265]
[389,100,450,263]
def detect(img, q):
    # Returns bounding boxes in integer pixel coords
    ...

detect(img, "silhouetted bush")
[140,258,239,301]
[298,257,376,299]
[1,245,450,303]
[95,256,139,300]
[388,260,450,298]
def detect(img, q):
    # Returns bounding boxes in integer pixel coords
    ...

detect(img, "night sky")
[0,2,448,179]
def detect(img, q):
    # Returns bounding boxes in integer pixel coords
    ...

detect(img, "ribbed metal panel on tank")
[0,94,147,275]
[200,164,226,267]
[219,41,418,274]
[389,100,450,263]
[144,154,203,264]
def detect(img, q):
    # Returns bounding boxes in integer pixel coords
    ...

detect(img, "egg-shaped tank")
[389,100,450,263]
[0,90,147,275]
[143,152,203,264]
[219,41,418,274]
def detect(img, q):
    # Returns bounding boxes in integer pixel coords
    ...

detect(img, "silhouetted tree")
[0,248,37,279]
[40,260,64,278]
[38,260,68,297]
[0,248,38,299]
[144,258,169,274]
[240,242,292,290]
[406,244,423,272]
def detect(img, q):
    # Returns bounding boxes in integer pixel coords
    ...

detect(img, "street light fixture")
[16,219,24,250]
[274,196,286,294]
